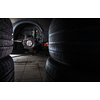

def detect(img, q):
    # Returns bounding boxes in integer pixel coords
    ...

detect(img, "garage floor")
[11,54,48,82]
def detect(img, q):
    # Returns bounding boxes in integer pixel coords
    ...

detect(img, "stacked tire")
[46,18,100,82]
[0,18,14,82]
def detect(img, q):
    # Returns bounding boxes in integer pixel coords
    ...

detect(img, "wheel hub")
[22,38,35,49]
[26,40,33,46]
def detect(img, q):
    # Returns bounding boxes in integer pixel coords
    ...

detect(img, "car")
[10,18,53,53]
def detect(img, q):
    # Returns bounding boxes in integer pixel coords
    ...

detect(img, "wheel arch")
[13,20,44,33]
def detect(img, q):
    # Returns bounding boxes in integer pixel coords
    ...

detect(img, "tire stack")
[46,18,100,82]
[0,18,14,82]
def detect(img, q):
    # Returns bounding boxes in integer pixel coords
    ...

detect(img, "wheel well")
[13,20,43,40]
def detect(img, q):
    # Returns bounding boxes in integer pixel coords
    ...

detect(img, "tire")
[45,57,100,82]
[0,55,14,82]
[49,18,100,66]
[0,18,13,59]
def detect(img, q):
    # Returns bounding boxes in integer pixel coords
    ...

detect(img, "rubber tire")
[0,18,13,59]
[45,57,100,82]
[0,55,14,82]
[49,18,100,66]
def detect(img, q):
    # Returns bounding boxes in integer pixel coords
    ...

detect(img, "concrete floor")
[11,54,48,82]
